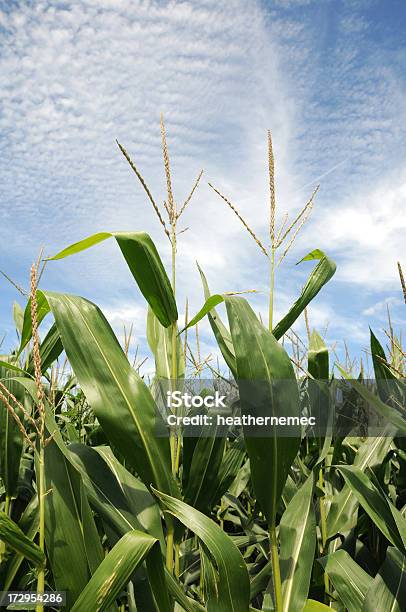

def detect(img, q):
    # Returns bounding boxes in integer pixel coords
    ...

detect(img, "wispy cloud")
[0,0,404,358]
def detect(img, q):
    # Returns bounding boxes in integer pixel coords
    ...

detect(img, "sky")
[0,0,405,373]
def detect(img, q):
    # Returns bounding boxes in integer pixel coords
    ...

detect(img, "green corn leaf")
[197,264,237,375]
[71,529,171,612]
[153,488,250,612]
[336,365,406,434]
[182,422,226,514]
[326,433,393,538]
[303,600,333,611]
[370,329,404,404]
[0,363,25,497]
[41,439,104,609]
[147,306,184,379]
[181,294,225,331]
[165,571,205,612]
[186,253,335,350]
[225,296,300,527]
[280,473,316,612]
[208,436,246,508]
[94,445,164,546]
[308,330,329,380]
[13,302,24,334]
[362,547,406,612]
[43,291,178,499]
[67,443,147,536]
[307,330,332,465]
[19,290,50,352]
[272,251,336,340]
[48,231,177,327]
[1,495,39,591]
[0,510,45,567]
[319,549,373,612]
[0,360,27,375]
[338,465,406,554]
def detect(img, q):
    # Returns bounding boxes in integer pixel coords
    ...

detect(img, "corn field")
[0,123,405,612]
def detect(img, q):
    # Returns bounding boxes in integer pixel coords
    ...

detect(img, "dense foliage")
[1,128,405,612]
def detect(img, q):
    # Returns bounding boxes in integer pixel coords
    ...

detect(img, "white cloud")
[0,0,405,359]
[312,172,406,287]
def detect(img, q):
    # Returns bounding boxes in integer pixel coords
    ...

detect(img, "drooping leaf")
[153,488,250,612]
[336,365,406,435]
[362,547,406,612]
[280,473,316,612]
[0,360,27,375]
[181,294,225,332]
[272,251,336,340]
[225,296,300,527]
[1,495,39,590]
[338,465,406,554]
[327,433,393,538]
[94,445,164,545]
[187,254,335,351]
[0,510,44,567]
[67,443,146,536]
[48,231,177,327]
[319,549,373,612]
[71,529,171,612]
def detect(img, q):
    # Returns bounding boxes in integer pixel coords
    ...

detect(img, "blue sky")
[0,0,405,372]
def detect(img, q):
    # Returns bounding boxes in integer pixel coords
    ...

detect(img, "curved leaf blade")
[338,465,406,554]
[362,547,406,612]
[71,530,170,612]
[48,231,177,327]
[153,488,250,612]
[0,510,44,567]
[326,433,393,538]
[319,549,373,612]
[303,600,332,611]
[44,291,178,499]
[273,252,336,340]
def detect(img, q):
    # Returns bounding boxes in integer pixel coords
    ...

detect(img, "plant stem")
[4,495,11,516]
[36,444,45,612]
[0,495,11,562]
[269,523,283,612]
[174,542,180,578]
[170,227,179,476]
[268,247,275,332]
[318,467,330,600]
[166,523,174,573]
[167,226,178,573]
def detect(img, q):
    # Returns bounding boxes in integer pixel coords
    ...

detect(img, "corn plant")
[0,123,405,612]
